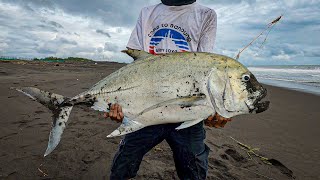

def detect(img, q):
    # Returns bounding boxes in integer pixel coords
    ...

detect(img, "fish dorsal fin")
[121,49,153,61]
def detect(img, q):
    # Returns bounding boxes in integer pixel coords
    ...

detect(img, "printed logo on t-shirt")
[149,28,190,55]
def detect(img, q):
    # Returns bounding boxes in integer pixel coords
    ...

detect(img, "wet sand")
[0,61,319,179]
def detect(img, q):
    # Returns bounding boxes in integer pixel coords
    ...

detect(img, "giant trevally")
[14,49,269,156]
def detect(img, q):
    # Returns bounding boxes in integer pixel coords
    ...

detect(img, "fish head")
[207,57,269,118]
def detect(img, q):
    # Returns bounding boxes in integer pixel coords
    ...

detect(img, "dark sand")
[0,61,319,179]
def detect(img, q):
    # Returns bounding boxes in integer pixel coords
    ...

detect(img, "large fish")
[14,49,269,156]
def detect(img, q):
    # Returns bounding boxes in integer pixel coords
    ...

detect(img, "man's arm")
[197,9,217,53]
[126,9,144,51]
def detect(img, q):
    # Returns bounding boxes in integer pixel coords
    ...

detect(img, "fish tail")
[13,87,73,156]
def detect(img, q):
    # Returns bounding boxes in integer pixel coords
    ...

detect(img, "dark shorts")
[110,121,210,180]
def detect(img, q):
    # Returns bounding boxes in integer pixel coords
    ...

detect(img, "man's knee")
[173,143,210,180]
[110,139,142,179]
[110,126,165,179]
[174,139,210,179]
[167,122,210,179]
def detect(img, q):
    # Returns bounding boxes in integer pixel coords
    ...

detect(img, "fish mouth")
[253,101,270,113]
[250,88,270,114]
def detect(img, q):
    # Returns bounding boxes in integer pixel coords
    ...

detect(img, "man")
[105,0,231,179]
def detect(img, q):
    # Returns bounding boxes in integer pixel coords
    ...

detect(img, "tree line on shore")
[0,56,93,62]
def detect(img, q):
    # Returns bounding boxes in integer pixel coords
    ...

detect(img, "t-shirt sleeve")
[126,10,144,50]
[197,9,217,53]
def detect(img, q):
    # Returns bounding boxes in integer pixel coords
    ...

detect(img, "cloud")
[96,29,111,38]
[0,0,319,65]
[48,21,64,29]
[1,0,159,26]
[104,42,119,52]
[200,0,320,65]
[0,1,135,62]
[271,50,291,60]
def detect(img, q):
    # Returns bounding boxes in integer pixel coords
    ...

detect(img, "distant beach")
[249,65,320,96]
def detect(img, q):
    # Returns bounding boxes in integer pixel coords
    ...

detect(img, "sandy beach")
[0,61,319,179]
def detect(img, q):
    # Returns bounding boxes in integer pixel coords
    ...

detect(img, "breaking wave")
[248,65,320,95]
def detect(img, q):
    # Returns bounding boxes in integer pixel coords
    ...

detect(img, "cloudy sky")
[0,0,319,65]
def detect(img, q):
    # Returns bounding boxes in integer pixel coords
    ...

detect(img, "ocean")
[248,65,320,96]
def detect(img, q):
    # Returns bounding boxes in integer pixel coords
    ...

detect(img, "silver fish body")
[15,49,269,156]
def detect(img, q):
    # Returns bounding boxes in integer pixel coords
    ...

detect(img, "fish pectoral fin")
[138,95,206,116]
[107,117,145,137]
[176,119,204,130]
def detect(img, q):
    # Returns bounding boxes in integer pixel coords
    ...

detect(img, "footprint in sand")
[7,95,18,99]
[34,110,45,114]
[0,132,18,140]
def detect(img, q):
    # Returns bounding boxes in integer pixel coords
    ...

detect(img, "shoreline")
[260,80,320,96]
[248,65,320,96]
[262,83,320,96]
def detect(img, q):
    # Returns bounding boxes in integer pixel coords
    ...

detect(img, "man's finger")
[207,115,214,121]
[113,105,118,119]
[205,121,214,127]
[119,111,124,120]
[118,105,123,120]
[103,112,109,118]
[211,117,222,128]
[109,110,114,118]
[204,118,215,127]
[213,123,220,128]
[216,119,225,127]
[215,113,221,119]
[220,120,228,127]
[118,104,122,112]
[116,108,121,121]
[116,104,124,121]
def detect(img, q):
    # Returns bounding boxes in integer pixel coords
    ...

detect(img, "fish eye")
[242,74,250,82]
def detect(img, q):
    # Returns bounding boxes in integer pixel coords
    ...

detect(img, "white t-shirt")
[127,2,217,55]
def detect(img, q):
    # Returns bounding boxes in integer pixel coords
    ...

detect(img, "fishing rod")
[235,14,283,60]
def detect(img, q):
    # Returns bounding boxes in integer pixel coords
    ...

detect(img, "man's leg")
[110,125,166,180]
[166,122,210,180]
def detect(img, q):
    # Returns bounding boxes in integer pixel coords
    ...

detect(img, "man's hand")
[204,113,232,128]
[103,103,124,123]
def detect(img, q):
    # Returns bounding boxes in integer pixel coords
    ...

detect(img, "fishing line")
[234,0,286,60]
[235,14,283,60]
